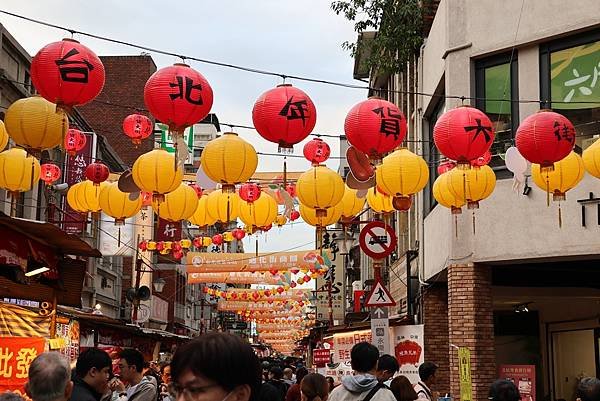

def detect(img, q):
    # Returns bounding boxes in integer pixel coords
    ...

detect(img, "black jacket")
[70,376,104,401]
[258,380,289,401]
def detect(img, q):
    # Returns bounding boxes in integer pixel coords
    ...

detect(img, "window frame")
[423,95,445,216]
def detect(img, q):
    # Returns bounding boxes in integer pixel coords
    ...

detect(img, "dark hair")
[418,362,438,382]
[270,366,283,380]
[301,373,328,401]
[171,332,261,401]
[120,349,145,373]
[76,348,112,378]
[377,354,399,374]
[160,362,170,374]
[390,376,418,401]
[350,342,379,373]
[296,367,309,384]
[576,378,600,401]
[0,392,24,401]
[489,379,521,401]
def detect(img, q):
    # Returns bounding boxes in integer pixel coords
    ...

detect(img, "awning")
[0,302,50,337]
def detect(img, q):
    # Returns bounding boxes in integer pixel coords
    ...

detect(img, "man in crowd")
[576,377,600,401]
[70,348,113,401]
[375,355,399,385]
[111,349,157,401]
[26,352,73,401]
[282,368,295,387]
[414,362,438,401]
[259,366,289,401]
[328,342,396,401]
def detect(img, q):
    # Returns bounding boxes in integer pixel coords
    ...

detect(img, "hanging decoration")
[583,139,600,178]
[0,148,40,194]
[344,97,407,161]
[40,163,61,186]
[300,203,342,228]
[188,194,217,227]
[303,138,330,165]
[31,39,105,107]
[437,160,457,174]
[446,166,496,209]
[206,189,240,223]
[432,172,466,215]
[64,128,87,156]
[239,192,278,230]
[296,165,344,217]
[69,180,109,213]
[531,151,584,202]
[339,185,365,222]
[471,150,492,168]
[239,183,262,203]
[123,113,153,145]
[275,214,288,227]
[366,188,394,214]
[99,182,143,225]
[290,210,300,221]
[376,148,429,210]
[85,162,110,186]
[252,84,317,152]
[132,148,183,202]
[0,121,8,151]
[152,183,198,222]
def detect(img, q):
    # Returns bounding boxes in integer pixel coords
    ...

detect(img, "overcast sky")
[1,1,366,252]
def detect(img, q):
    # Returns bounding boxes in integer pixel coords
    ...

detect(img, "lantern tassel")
[118,227,121,247]
[546,172,550,207]
[283,156,287,188]
[472,210,476,235]
[255,236,259,258]
[558,202,562,228]
[454,215,458,238]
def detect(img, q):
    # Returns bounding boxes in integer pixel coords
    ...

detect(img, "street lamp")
[153,277,166,293]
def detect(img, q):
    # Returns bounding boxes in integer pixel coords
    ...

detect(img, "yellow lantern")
[0,148,40,193]
[275,214,287,227]
[152,183,198,221]
[73,180,108,212]
[4,96,67,151]
[239,193,278,228]
[206,189,240,222]
[366,188,394,214]
[582,139,600,178]
[433,172,465,214]
[132,149,183,202]
[67,182,86,213]
[296,165,344,217]
[99,182,143,225]
[300,203,342,227]
[339,185,365,221]
[0,121,8,151]
[200,132,258,193]
[532,151,584,201]
[446,165,496,209]
[223,231,234,242]
[376,148,429,209]
[189,194,217,227]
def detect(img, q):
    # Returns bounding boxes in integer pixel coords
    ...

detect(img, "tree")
[331,0,425,76]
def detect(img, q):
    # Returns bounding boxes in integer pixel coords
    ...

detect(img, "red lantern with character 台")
[31,39,105,107]
[252,84,317,152]
[64,128,87,156]
[85,162,109,185]
[239,183,261,203]
[515,110,575,169]
[344,97,407,160]
[303,138,330,165]
[433,106,495,167]
[123,114,153,145]
[40,163,61,186]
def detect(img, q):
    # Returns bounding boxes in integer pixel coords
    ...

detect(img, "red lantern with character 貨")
[85,162,109,186]
[31,39,105,107]
[123,113,153,145]
[64,128,87,156]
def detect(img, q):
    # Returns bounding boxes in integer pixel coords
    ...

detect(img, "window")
[541,30,600,151]
[475,52,519,172]
[424,96,445,215]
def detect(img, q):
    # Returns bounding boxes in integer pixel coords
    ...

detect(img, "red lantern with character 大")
[85,162,109,185]
[40,163,61,186]
[31,39,105,107]
[344,97,407,161]
[64,128,87,156]
[252,84,317,152]
[303,138,330,165]
[433,106,495,167]
[123,114,153,145]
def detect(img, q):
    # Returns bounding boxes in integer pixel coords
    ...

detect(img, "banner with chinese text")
[331,329,372,364]
[63,133,94,234]
[315,255,345,324]
[0,337,46,396]
[498,365,535,401]
[187,250,329,273]
[392,325,424,384]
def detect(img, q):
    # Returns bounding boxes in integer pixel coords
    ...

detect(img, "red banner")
[155,218,182,242]
[313,349,331,367]
[498,365,535,401]
[63,133,94,234]
[0,337,46,396]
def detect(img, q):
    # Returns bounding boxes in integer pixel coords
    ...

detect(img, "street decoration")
[516,110,575,169]
[252,84,317,152]
[358,221,397,260]
[582,139,600,178]
[290,210,300,221]
[366,188,394,214]
[122,113,153,145]
[4,96,67,152]
[187,271,283,285]
[152,183,198,222]
[99,182,142,225]
[189,183,203,198]
[200,132,258,193]
[303,138,331,165]
[131,148,183,202]
[64,128,87,156]
[31,39,105,107]
[84,162,110,186]
[0,121,8,151]
[471,150,492,168]
[344,97,407,160]
[238,183,261,203]
[205,189,240,222]
[40,163,61,186]
[299,203,342,228]
[434,106,495,167]
[275,214,287,227]
[446,165,496,209]
[376,148,429,210]
[239,192,278,230]
[433,171,466,215]
[438,160,457,174]
[66,182,86,213]
[188,194,217,227]
[68,180,108,213]
[339,185,365,222]
[187,250,330,273]
[0,148,40,194]
[296,165,344,217]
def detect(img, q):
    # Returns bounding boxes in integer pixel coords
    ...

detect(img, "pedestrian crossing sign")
[365,279,396,307]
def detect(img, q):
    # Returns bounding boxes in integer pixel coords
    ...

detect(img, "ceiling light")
[25,267,49,277]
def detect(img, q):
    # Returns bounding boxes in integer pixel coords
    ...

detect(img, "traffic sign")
[359,221,397,259]
[365,279,396,307]
[370,307,390,355]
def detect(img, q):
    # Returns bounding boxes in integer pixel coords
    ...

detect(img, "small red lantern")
[252,84,317,151]
[64,128,87,156]
[303,138,330,164]
[231,292,238,300]
[156,242,165,252]
[437,160,456,174]
[172,249,184,260]
[276,287,285,294]
[290,281,297,288]
[144,64,213,133]
[239,183,261,203]
[515,110,575,168]
[31,39,105,107]
[189,183,203,198]
[40,163,61,186]
[141,191,153,207]
[290,210,300,221]
[471,150,492,168]
[433,106,495,166]
[138,241,148,251]
[232,228,246,241]
[193,237,203,248]
[212,234,223,245]
[85,162,109,185]
[285,183,296,198]
[344,97,407,160]
[172,241,183,252]
[123,114,153,145]
[303,275,311,283]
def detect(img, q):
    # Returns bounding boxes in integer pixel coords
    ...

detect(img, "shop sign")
[331,329,372,364]
[458,347,472,401]
[151,297,169,323]
[392,325,424,384]
[0,337,46,396]
[498,365,535,401]
[313,349,331,367]
[63,133,94,234]
[54,319,80,362]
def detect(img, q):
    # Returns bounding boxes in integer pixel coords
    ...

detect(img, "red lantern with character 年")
[252,84,317,152]
[40,163,61,185]
[433,106,495,167]
[123,114,153,145]
[239,183,261,203]
[64,128,87,156]
[85,162,109,185]
[515,110,575,169]
[31,39,105,107]
[344,97,407,161]
[303,138,330,165]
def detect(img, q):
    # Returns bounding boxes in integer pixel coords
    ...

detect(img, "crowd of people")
[0,333,599,401]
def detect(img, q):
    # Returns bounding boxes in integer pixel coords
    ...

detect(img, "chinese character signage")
[498,365,535,401]
[187,250,329,273]
[63,133,94,234]
[54,319,80,362]
[313,349,331,367]
[392,325,424,384]
[315,259,345,323]
[331,330,372,364]
[155,218,182,242]
[0,337,46,396]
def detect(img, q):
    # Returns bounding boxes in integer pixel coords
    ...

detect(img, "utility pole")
[131,234,142,322]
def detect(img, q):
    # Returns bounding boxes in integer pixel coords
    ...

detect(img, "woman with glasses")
[170,332,262,401]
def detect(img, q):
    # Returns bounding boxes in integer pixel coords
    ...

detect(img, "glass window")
[424,97,445,216]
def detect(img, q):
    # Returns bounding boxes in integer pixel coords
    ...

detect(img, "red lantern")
[172,249,184,260]
[515,110,575,168]
[290,210,300,221]
[85,162,109,185]
[232,228,246,240]
[276,287,284,294]
[471,150,492,168]
[433,106,495,165]
[303,138,330,164]
[193,237,202,248]
[212,234,223,245]
[344,97,407,160]
[31,39,105,107]
[290,281,297,288]
[138,241,148,251]
[437,160,456,174]
[172,241,183,252]
[123,114,153,145]
[40,163,61,186]
[285,183,296,198]
[64,129,87,156]
[252,84,317,151]
[303,275,311,283]
[239,183,261,203]
[144,64,213,133]
[156,242,165,252]
[189,183,203,198]
[141,191,153,207]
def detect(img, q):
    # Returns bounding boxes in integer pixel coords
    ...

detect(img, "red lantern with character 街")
[515,110,575,169]
[31,39,105,107]
[40,163,61,186]
[123,114,153,145]
[239,183,261,203]
[433,106,495,166]
[64,128,87,156]
[85,162,109,185]
[252,84,317,152]
[303,138,330,165]
[344,97,407,160]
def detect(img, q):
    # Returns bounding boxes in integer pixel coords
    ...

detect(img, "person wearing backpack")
[328,343,396,401]
[110,349,157,401]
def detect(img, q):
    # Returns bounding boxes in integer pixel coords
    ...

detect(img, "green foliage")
[331,0,425,75]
